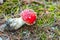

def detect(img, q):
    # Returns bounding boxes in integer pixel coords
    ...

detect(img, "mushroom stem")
[14,17,25,29]
[0,17,25,31]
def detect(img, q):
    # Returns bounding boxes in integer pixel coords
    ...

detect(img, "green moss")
[48,5,55,12]
[40,32,47,40]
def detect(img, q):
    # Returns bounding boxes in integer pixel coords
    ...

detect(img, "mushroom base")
[0,17,25,31]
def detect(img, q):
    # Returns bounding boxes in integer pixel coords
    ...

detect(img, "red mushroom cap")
[20,9,37,25]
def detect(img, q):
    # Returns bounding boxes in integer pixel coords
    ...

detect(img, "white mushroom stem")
[13,17,25,29]
[0,17,25,31]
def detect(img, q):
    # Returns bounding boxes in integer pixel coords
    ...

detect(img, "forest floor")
[0,0,60,40]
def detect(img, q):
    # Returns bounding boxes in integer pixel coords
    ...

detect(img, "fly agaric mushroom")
[20,9,36,25]
[0,9,37,31]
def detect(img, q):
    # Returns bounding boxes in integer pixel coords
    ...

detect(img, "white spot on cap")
[29,17,31,19]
